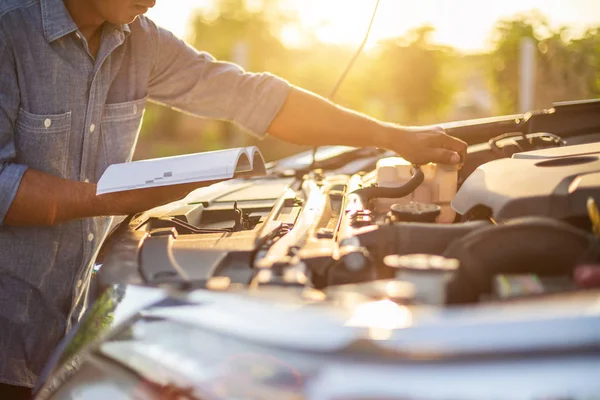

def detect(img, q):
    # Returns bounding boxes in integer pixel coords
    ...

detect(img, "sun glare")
[147,0,600,52]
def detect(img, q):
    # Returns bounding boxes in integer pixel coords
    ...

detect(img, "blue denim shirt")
[0,0,290,387]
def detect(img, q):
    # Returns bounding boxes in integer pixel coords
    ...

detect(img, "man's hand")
[377,124,467,166]
[269,87,467,166]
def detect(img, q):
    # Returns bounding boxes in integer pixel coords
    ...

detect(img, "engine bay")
[97,99,600,309]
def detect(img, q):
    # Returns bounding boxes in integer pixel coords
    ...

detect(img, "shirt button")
[44,118,52,128]
[84,178,90,183]
[87,233,94,242]
[89,123,96,133]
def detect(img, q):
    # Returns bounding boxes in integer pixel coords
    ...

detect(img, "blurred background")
[135,0,600,162]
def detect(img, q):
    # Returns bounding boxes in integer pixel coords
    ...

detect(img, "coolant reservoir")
[374,157,458,223]
[374,157,413,213]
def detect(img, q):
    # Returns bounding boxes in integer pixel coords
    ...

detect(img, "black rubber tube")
[351,165,424,204]
[443,217,596,304]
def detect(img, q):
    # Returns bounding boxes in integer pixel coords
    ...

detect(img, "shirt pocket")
[98,97,147,175]
[15,108,71,177]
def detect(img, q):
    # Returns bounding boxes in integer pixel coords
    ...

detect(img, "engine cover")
[452,142,600,220]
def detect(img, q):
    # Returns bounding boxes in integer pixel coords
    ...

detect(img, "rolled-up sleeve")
[145,17,290,138]
[0,33,27,226]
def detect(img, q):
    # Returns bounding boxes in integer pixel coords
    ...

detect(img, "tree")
[489,13,545,113]
[373,25,455,124]
[490,12,600,113]
[567,28,600,98]
[188,0,292,73]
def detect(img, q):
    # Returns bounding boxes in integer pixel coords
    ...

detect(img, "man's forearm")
[268,87,390,148]
[4,169,98,226]
[267,87,467,166]
[4,169,221,226]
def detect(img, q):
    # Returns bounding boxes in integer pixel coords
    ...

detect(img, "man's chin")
[126,14,140,24]
[110,14,140,25]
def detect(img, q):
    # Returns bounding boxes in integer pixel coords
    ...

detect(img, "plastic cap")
[390,202,441,223]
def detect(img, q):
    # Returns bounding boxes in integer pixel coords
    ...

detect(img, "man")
[0,0,467,396]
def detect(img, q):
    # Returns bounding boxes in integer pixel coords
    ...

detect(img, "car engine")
[96,99,600,307]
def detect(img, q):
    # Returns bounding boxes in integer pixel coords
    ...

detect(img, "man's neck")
[63,0,104,42]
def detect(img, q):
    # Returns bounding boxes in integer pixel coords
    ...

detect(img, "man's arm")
[145,18,466,165]
[268,87,466,165]
[4,169,216,226]
[5,171,94,226]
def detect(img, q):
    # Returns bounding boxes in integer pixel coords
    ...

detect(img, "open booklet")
[96,146,267,195]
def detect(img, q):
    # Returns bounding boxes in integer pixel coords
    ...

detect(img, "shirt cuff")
[233,73,291,139]
[0,163,28,226]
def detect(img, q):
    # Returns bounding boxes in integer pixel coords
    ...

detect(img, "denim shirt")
[0,0,290,387]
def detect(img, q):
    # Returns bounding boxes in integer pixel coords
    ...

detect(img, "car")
[33,99,600,399]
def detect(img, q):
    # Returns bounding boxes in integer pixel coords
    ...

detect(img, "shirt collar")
[109,22,131,38]
[41,0,131,43]
[41,0,78,42]
[120,23,131,36]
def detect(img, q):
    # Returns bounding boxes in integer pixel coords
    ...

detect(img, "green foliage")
[490,11,600,113]
[374,25,456,124]
[58,287,125,367]
[188,0,290,73]
[490,13,543,113]
[567,28,600,97]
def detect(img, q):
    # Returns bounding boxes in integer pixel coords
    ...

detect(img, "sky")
[146,0,600,53]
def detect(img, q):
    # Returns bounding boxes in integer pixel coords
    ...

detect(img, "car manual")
[96,146,267,195]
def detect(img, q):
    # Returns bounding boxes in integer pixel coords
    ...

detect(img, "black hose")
[351,165,424,204]
[443,217,597,304]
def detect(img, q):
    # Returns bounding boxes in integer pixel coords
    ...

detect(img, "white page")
[97,147,252,195]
